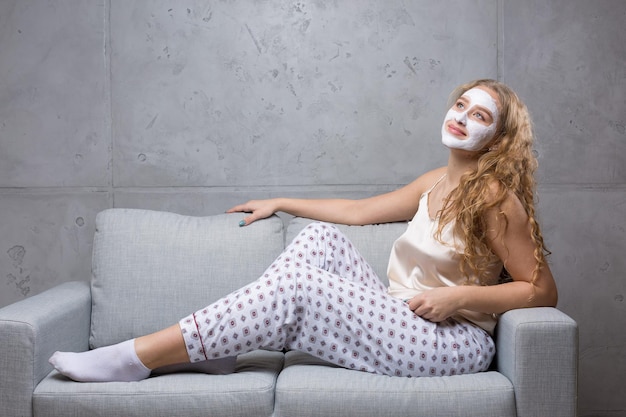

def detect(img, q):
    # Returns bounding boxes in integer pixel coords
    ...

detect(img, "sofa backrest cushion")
[90,209,284,348]
[285,218,408,287]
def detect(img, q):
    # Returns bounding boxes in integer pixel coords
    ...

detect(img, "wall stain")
[145,114,159,130]
[245,23,262,54]
[299,19,311,35]
[384,63,397,78]
[609,120,625,135]
[173,63,185,76]
[403,57,417,75]
[599,262,610,273]
[287,82,297,97]
[569,119,584,133]
[428,58,441,69]
[294,2,306,14]
[6,246,30,296]
[158,46,171,60]
[8,245,25,267]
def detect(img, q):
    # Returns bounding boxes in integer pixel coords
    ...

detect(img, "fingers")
[225,203,248,214]
[408,298,428,319]
[407,295,445,322]
[238,214,260,227]
[227,200,275,227]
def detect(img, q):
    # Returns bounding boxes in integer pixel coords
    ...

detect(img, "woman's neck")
[445,149,480,187]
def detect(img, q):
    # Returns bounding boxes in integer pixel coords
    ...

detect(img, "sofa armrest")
[0,281,91,417]
[496,307,578,417]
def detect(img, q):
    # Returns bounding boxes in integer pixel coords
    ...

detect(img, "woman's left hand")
[406,287,463,322]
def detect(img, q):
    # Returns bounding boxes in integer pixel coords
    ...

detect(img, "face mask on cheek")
[441,88,499,151]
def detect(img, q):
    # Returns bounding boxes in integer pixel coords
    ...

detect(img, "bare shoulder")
[484,182,529,229]
[410,166,448,194]
[356,166,447,224]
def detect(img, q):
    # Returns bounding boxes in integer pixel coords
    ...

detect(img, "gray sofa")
[0,209,578,417]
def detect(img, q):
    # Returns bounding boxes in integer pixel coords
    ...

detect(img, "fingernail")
[239,220,246,227]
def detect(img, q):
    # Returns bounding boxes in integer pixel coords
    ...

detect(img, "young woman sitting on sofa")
[49,79,558,382]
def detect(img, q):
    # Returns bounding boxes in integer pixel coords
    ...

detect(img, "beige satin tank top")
[387,175,503,334]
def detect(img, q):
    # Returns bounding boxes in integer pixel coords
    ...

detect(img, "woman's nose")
[454,111,468,125]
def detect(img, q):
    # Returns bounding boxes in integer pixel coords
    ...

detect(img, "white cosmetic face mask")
[441,88,499,151]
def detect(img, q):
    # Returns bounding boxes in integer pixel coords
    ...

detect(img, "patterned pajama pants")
[179,222,495,377]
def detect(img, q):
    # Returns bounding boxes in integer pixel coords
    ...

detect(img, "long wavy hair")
[436,79,550,287]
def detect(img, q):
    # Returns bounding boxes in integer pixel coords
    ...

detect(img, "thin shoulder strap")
[425,173,447,194]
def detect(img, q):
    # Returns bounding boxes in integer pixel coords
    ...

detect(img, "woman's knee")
[297,222,346,243]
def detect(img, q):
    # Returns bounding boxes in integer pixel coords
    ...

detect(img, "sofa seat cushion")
[274,351,516,417]
[90,209,285,348]
[33,350,284,417]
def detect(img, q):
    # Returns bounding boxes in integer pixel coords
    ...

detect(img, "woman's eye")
[474,112,485,120]
[456,102,464,109]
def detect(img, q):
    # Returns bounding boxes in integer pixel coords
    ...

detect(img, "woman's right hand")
[226,199,280,226]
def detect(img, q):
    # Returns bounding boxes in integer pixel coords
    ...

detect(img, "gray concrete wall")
[0,0,623,415]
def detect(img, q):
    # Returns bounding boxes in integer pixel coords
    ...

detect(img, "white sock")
[49,339,151,382]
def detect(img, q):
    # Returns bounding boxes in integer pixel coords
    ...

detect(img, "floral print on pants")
[179,222,495,377]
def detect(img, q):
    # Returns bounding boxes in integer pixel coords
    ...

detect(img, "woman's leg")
[49,222,380,382]
[179,222,385,363]
[134,324,189,369]
[50,222,494,381]
[48,323,233,382]
[48,325,186,382]
[180,222,495,377]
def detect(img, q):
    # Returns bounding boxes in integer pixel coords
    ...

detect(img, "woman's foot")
[49,339,151,382]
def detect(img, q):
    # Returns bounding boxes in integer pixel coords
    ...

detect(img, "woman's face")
[441,87,500,152]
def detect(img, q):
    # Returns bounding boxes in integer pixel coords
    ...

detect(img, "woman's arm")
[228,167,448,226]
[409,190,558,322]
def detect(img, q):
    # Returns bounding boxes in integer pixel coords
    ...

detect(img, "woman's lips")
[446,123,466,137]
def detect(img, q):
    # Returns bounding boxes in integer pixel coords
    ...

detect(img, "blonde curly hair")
[436,79,550,286]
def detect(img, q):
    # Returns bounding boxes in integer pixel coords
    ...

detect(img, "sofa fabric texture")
[0,209,578,417]
[90,210,285,348]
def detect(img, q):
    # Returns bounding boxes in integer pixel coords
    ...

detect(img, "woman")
[49,79,558,382]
